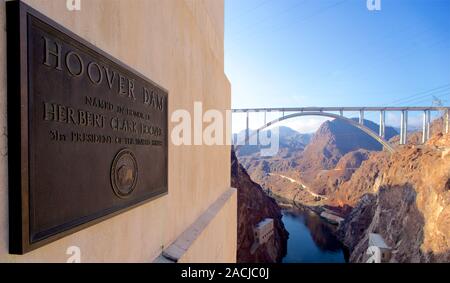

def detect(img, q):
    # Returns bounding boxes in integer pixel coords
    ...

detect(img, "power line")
[334,26,450,84]
[333,23,445,79]
[406,92,449,105]
[387,83,450,106]
[388,83,450,104]
[392,90,450,106]
[391,91,449,106]
[230,0,309,40]
[228,0,348,52]
[229,0,273,23]
[256,0,349,38]
[391,86,450,106]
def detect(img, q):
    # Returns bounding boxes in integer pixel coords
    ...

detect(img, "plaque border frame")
[7,0,169,255]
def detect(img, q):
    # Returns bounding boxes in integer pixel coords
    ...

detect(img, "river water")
[281,206,348,263]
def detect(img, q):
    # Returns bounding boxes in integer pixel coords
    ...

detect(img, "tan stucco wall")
[0,0,234,262]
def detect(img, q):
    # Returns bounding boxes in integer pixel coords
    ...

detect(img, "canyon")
[234,117,450,263]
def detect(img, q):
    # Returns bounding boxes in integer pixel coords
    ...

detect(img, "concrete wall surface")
[0,0,234,263]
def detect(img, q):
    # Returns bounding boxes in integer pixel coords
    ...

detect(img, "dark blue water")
[281,207,348,263]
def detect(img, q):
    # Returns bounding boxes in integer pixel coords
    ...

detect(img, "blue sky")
[225,0,450,133]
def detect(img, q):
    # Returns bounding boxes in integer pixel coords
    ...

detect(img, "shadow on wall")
[338,184,449,263]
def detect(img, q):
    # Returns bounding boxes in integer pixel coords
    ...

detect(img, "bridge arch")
[239,111,396,153]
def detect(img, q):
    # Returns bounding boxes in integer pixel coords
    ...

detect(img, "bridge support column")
[379,111,385,138]
[264,111,267,125]
[445,109,449,134]
[245,112,249,143]
[422,110,430,144]
[359,110,365,125]
[340,110,344,117]
[256,129,260,145]
[400,110,408,145]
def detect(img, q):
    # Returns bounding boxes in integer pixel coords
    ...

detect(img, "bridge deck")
[232,106,450,148]
[232,107,450,112]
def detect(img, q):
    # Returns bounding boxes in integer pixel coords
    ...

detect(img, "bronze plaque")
[7,2,168,254]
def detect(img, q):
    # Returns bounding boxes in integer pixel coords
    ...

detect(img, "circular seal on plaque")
[111,148,138,198]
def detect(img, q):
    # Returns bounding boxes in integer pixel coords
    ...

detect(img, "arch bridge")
[232,107,450,153]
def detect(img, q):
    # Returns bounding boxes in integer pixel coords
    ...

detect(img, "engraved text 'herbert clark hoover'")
[43,36,164,111]
[43,101,163,137]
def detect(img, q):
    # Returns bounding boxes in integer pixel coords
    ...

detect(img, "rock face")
[338,133,450,263]
[298,119,397,181]
[231,150,288,263]
[311,149,371,196]
[336,150,371,170]
[330,151,389,207]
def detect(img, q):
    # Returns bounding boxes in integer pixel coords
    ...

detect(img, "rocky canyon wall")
[231,150,288,263]
[338,133,450,262]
